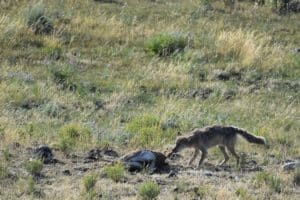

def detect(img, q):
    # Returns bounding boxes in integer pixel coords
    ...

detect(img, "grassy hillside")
[0,0,299,199]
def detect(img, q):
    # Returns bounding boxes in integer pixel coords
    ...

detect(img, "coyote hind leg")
[227,145,240,166]
[218,146,229,166]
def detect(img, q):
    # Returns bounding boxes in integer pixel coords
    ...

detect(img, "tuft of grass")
[49,65,75,89]
[145,33,187,56]
[1,82,46,109]
[255,171,283,193]
[82,174,98,199]
[193,185,210,199]
[25,3,53,34]
[104,162,125,182]
[216,29,262,67]
[235,187,249,199]
[26,175,44,197]
[83,174,97,193]
[138,181,161,200]
[27,176,36,194]
[25,159,43,176]
[293,169,300,186]
[58,123,92,153]
[126,114,176,148]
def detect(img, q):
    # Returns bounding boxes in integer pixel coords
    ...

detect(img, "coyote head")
[167,137,189,157]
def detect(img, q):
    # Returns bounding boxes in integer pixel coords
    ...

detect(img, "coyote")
[167,125,266,168]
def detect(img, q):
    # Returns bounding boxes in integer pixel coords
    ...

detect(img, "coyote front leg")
[197,149,207,168]
[189,148,199,166]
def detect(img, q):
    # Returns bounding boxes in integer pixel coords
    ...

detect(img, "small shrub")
[27,176,36,194]
[44,101,66,118]
[235,187,248,198]
[83,174,97,192]
[127,114,160,134]
[193,185,210,199]
[126,114,177,147]
[145,33,187,56]
[269,176,282,193]
[25,159,43,176]
[26,176,44,197]
[174,180,190,193]
[82,174,98,200]
[216,29,262,67]
[50,66,74,87]
[4,83,45,109]
[104,162,125,182]
[161,117,180,131]
[127,114,160,147]
[25,3,53,34]
[138,181,161,200]
[255,171,282,193]
[58,123,92,152]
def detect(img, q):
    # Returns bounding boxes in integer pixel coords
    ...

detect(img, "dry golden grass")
[0,0,299,199]
[216,29,263,67]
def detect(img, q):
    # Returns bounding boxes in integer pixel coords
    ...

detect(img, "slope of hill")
[0,0,299,199]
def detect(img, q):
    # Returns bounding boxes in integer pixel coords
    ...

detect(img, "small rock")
[203,171,214,177]
[223,89,237,100]
[62,169,71,176]
[215,71,230,81]
[214,70,241,81]
[173,187,179,192]
[74,167,89,172]
[294,48,300,53]
[191,88,213,99]
[85,148,119,162]
[94,100,105,110]
[86,149,102,161]
[283,161,300,171]
[102,148,119,157]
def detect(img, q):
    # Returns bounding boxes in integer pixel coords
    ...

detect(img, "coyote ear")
[177,131,181,136]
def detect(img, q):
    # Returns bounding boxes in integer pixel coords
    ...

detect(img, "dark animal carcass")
[121,150,169,173]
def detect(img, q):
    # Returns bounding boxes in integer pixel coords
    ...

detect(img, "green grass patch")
[82,174,97,192]
[255,171,283,193]
[126,114,177,148]
[193,185,210,199]
[58,123,92,152]
[82,173,98,199]
[145,33,187,57]
[138,181,161,200]
[103,162,125,182]
[25,3,53,34]
[25,159,43,176]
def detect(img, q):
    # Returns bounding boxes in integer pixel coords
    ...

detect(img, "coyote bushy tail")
[232,127,266,145]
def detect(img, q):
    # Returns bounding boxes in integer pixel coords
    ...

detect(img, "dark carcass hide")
[121,150,169,173]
